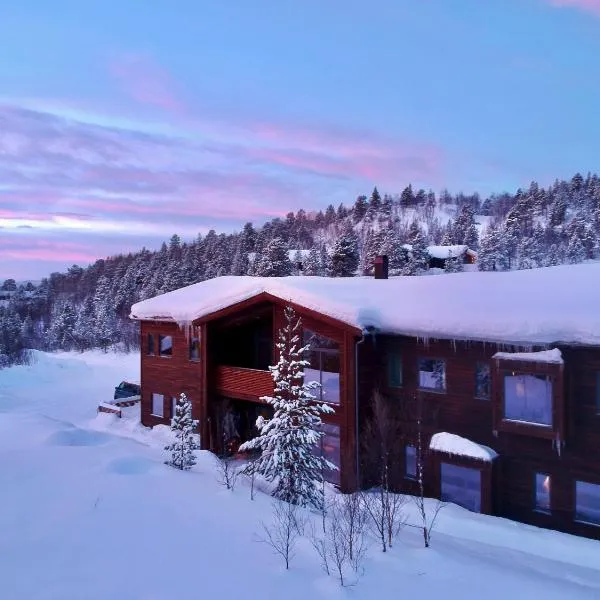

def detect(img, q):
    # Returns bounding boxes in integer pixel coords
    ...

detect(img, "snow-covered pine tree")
[444,250,464,273]
[165,393,200,471]
[255,237,293,277]
[329,225,359,277]
[403,229,429,275]
[302,247,322,276]
[239,306,336,509]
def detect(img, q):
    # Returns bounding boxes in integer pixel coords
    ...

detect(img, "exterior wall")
[360,335,600,539]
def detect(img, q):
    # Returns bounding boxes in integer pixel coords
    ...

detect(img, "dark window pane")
[189,337,200,361]
[418,358,446,391]
[475,362,490,399]
[322,423,341,485]
[159,335,173,357]
[147,334,155,355]
[534,473,551,512]
[405,445,417,479]
[303,329,340,404]
[504,374,552,425]
[151,392,164,417]
[388,353,403,388]
[441,463,481,512]
[575,481,600,525]
[596,373,600,414]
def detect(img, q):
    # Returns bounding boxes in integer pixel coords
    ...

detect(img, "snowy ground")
[1,351,600,600]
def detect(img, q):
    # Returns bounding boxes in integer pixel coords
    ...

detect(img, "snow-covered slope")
[131,262,600,346]
[1,351,600,600]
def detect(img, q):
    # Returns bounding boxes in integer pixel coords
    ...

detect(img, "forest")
[1,171,599,367]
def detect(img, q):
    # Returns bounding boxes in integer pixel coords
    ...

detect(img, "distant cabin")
[402,244,477,269]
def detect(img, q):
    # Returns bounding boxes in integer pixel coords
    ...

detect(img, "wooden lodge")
[130,261,600,540]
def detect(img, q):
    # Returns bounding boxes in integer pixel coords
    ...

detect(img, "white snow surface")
[493,348,564,364]
[130,262,600,345]
[427,244,471,259]
[430,432,498,462]
[1,351,600,599]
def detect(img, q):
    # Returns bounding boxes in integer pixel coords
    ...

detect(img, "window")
[387,352,403,388]
[504,374,552,426]
[418,358,446,392]
[475,362,490,400]
[405,445,417,480]
[534,473,551,513]
[596,373,600,415]
[189,336,200,361]
[159,335,173,357]
[441,463,481,512]
[304,330,340,404]
[151,393,164,417]
[575,481,600,526]
[171,396,178,420]
[321,423,341,485]
[147,334,155,355]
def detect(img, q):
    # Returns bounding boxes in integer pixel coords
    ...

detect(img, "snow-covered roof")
[402,244,476,259]
[248,249,311,263]
[492,348,564,364]
[429,432,498,462]
[129,262,600,346]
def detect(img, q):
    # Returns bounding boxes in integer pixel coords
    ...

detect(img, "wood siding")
[359,335,600,540]
[213,365,273,402]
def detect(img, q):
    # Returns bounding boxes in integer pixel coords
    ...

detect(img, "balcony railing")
[213,365,273,402]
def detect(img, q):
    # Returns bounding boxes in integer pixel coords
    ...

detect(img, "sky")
[1,0,599,279]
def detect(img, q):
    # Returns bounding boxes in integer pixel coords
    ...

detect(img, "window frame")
[387,352,403,388]
[404,445,417,481]
[158,335,173,358]
[503,372,553,427]
[440,461,482,513]
[417,357,447,393]
[303,329,341,405]
[151,392,165,418]
[533,472,552,514]
[474,361,491,400]
[147,333,155,356]
[574,480,600,527]
[189,336,200,362]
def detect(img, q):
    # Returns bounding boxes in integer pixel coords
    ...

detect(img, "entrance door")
[441,463,482,512]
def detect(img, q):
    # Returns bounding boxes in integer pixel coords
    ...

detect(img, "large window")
[534,473,551,513]
[418,358,446,392]
[475,362,490,400]
[159,335,173,357]
[441,463,481,512]
[189,336,200,361]
[387,352,403,388]
[151,393,164,417]
[575,481,600,526]
[405,445,417,480]
[321,423,341,485]
[504,374,552,426]
[304,330,340,404]
[147,334,155,356]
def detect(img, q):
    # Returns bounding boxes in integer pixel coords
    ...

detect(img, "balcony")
[213,365,274,403]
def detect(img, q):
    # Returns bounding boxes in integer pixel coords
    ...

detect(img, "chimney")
[374,255,389,280]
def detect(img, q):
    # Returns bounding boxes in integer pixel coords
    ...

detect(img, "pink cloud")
[0,238,99,264]
[108,54,185,113]
[546,0,600,15]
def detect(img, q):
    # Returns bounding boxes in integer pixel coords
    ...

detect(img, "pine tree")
[255,237,293,277]
[239,306,336,509]
[444,250,464,273]
[403,229,429,275]
[302,247,322,276]
[165,393,200,471]
[329,225,359,277]
[352,195,368,223]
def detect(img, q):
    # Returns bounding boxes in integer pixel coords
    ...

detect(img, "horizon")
[1,0,599,279]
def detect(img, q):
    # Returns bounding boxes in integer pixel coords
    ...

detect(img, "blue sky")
[0,0,599,278]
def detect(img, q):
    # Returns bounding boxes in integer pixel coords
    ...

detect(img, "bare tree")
[412,393,443,548]
[242,456,258,500]
[215,455,240,491]
[258,501,303,570]
[339,493,369,572]
[360,390,406,551]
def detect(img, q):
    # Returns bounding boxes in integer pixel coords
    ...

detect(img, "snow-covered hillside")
[1,351,600,600]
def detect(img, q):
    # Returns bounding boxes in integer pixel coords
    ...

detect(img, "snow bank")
[130,263,600,346]
[493,348,563,364]
[426,245,469,259]
[429,432,498,462]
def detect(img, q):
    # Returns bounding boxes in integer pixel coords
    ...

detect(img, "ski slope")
[0,351,599,600]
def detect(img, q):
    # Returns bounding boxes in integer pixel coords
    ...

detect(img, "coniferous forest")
[1,172,599,367]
